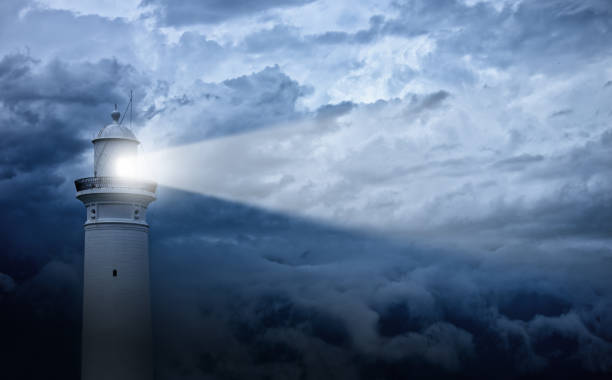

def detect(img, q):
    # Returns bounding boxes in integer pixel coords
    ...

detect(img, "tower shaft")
[81,224,152,380]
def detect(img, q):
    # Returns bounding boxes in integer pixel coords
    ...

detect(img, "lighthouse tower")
[75,107,156,380]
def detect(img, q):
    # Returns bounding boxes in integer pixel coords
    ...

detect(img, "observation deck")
[75,176,157,193]
[75,176,157,208]
[75,176,157,225]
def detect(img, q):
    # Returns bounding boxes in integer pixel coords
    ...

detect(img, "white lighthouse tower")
[75,107,156,380]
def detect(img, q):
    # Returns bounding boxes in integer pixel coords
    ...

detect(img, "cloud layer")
[1,0,612,379]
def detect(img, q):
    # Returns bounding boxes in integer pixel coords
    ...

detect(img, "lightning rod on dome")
[118,90,133,127]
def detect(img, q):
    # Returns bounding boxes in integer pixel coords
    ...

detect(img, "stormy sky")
[1,0,612,379]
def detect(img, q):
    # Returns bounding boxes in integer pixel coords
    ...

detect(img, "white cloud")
[34,0,146,19]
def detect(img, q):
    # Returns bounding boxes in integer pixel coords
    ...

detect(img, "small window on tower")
[113,269,117,277]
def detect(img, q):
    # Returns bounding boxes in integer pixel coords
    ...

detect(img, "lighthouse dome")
[92,107,139,142]
[95,123,138,141]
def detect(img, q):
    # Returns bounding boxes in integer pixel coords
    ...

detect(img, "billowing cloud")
[0,51,150,291]
[143,0,316,25]
[2,0,612,379]
[0,54,149,174]
[147,188,612,379]
[140,65,311,145]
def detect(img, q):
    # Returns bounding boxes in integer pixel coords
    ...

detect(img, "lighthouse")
[75,107,156,380]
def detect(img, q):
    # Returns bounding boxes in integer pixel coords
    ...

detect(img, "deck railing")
[75,176,157,193]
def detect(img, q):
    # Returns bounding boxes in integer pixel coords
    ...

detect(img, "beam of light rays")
[137,115,451,243]
[133,111,504,241]
[131,100,600,252]
[135,116,489,251]
[138,119,335,218]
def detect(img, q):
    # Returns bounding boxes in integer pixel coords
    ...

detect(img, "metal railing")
[75,176,157,193]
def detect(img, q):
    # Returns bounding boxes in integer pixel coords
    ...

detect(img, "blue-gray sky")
[1,1,612,379]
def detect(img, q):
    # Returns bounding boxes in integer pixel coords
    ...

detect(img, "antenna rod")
[130,90,133,129]
[118,93,132,126]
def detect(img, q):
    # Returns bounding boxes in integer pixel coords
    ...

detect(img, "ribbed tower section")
[75,108,156,380]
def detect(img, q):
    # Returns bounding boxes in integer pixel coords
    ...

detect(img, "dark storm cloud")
[0,50,151,283]
[0,53,148,174]
[316,14,385,45]
[243,25,308,53]
[147,65,311,143]
[492,153,544,171]
[4,170,612,380]
[0,2,142,67]
[142,0,315,25]
[147,188,612,380]
[0,252,83,379]
[0,52,315,379]
[550,109,573,118]
[316,101,355,120]
[400,128,612,248]
[242,15,386,53]
[404,90,450,115]
[2,1,612,379]
[236,0,612,78]
[385,0,612,72]
[0,52,151,378]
